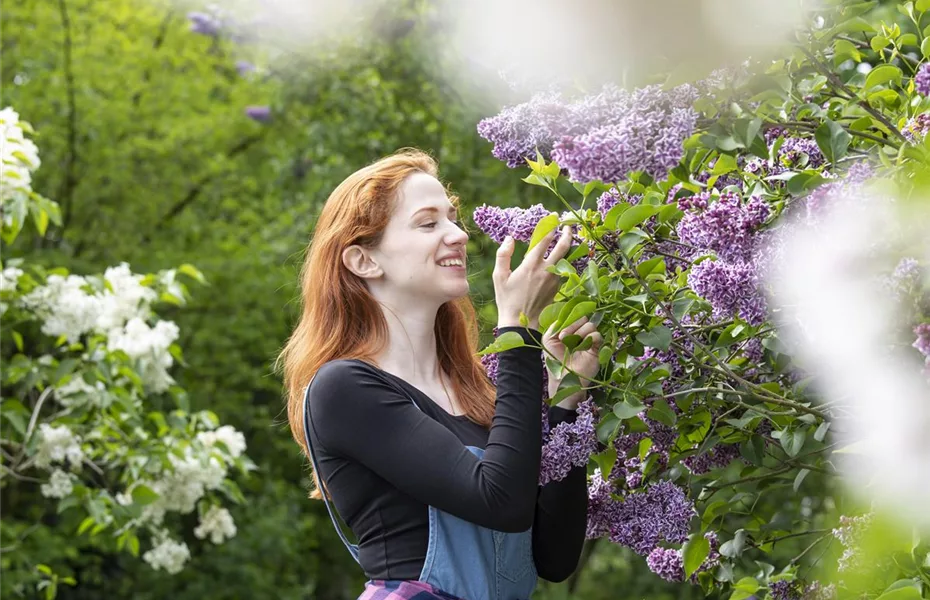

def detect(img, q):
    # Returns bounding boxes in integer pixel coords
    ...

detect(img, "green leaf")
[711,153,738,175]
[12,330,23,352]
[131,485,160,506]
[615,205,658,231]
[899,33,918,47]
[814,421,831,442]
[870,35,890,52]
[864,64,903,92]
[596,413,621,443]
[730,577,760,600]
[720,530,749,558]
[538,302,565,332]
[780,428,807,457]
[77,516,96,536]
[178,263,206,284]
[834,39,862,63]
[604,203,630,230]
[919,0,930,11]
[614,398,646,419]
[815,120,851,163]
[921,37,930,58]
[793,468,810,492]
[683,534,711,579]
[528,213,559,251]
[646,398,677,426]
[636,325,672,351]
[875,586,923,600]
[478,331,527,355]
[563,301,597,329]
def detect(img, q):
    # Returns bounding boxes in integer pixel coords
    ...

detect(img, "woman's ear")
[342,245,382,279]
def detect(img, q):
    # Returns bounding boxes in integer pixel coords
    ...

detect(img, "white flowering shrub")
[0,107,255,597]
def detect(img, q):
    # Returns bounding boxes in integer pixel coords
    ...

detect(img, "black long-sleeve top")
[306,327,588,583]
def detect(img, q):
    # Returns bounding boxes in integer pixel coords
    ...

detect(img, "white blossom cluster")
[194,505,237,544]
[40,469,74,499]
[1,266,23,291]
[127,426,246,530]
[142,532,191,574]
[0,106,41,205]
[21,264,179,392]
[34,423,84,470]
[196,425,247,459]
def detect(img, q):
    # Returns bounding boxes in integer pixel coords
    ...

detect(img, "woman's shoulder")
[312,358,400,399]
[314,358,377,386]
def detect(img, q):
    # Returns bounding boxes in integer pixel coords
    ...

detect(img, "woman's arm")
[531,405,589,582]
[309,326,544,533]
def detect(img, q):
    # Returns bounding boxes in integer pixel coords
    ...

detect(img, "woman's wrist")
[497,316,539,330]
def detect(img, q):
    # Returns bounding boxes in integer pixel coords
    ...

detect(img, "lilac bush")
[471,4,930,593]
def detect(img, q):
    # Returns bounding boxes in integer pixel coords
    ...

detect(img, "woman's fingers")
[543,225,574,266]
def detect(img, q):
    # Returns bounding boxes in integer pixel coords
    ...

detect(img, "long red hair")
[278,148,497,500]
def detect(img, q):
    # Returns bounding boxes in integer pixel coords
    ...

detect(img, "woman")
[279,149,602,599]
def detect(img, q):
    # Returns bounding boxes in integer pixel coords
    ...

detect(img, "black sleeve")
[532,406,589,582]
[309,326,544,533]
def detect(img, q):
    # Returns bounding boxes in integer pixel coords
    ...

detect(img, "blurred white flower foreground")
[767,179,930,529]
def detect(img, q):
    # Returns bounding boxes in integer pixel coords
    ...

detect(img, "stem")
[799,46,907,143]
[706,465,793,491]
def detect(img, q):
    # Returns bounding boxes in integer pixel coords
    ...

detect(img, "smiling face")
[343,171,470,305]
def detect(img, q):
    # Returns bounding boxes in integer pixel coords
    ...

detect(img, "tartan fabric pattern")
[358,579,464,600]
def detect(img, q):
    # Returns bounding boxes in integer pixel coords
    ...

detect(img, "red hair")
[277,148,496,500]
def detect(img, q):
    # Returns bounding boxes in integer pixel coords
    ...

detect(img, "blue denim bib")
[303,378,538,600]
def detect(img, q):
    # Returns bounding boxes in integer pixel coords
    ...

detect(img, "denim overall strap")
[302,377,362,565]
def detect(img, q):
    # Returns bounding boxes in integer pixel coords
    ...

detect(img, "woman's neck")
[373,301,443,384]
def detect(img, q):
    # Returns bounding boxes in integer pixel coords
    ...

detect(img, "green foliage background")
[1,0,852,598]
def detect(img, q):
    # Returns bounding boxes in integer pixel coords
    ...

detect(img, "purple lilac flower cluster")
[903,113,930,143]
[607,414,676,488]
[605,480,695,554]
[551,85,699,184]
[677,192,770,262]
[585,468,616,538]
[689,258,768,325]
[682,443,742,475]
[832,513,873,572]
[798,161,872,224]
[236,60,256,76]
[673,192,771,325]
[777,137,826,169]
[476,85,629,168]
[646,547,685,582]
[539,398,599,485]
[472,203,609,273]
[802,582,837,600]
[645,532,720,582]
[472,203,555,244]
[915,63,930,96]
[188,9,225,36]
[245,106,271,122]
[914,323,930,369]
[769,580,802,600]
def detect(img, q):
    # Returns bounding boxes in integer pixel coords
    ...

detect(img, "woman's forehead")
[396,172,453,214]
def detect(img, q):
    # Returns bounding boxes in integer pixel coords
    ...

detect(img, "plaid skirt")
[358,580,464,600]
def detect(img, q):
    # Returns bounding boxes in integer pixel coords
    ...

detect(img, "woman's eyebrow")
[410,205,458,219]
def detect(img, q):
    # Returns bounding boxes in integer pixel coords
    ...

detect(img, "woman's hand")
[542,316,603,410]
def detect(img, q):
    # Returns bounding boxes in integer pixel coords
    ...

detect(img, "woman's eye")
[421,221,460,228]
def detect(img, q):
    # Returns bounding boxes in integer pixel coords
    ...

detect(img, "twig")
[799,46,907,142]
